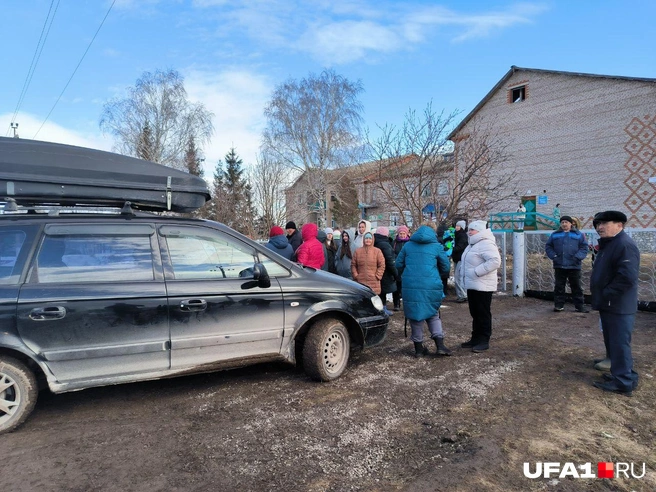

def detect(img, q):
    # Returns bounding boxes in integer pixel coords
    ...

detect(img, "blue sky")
[2,1,655,177]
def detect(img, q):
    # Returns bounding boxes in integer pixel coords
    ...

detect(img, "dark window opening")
[511,86,526,103]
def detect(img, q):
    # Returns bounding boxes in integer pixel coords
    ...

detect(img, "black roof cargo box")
[0,137,211,212]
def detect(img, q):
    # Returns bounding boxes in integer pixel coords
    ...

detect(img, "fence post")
[501,232,507,291]
[513,231,525,296]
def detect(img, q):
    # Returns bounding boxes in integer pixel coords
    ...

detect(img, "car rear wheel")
[0,357,38,434]
[303,318,350,381]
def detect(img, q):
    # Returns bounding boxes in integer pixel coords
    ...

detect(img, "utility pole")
[10,122,19,138]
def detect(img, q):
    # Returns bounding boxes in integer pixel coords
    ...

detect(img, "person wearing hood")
[335,230,355,279]
[295,223,325,269]
[457,220,501,353]
[452,220,469,303]
[395,223,452,357]
[392,225,410,311]
[351,232,385,294]
[265,226,294,260]
[316,228,331,272]
[285,221,303,252]
[353,219,372,250]
[373,226,398,316]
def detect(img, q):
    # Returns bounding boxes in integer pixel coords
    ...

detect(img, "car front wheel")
[303,318,350,381]
[0,357,38,434]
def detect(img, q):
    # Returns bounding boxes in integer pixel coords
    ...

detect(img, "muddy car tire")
[0,357,38,434]
[303,318,350,382]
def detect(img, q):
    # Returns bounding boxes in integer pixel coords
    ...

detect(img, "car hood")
[297,267,374,296]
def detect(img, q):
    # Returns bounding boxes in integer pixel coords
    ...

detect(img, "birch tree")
[100,69,214,170]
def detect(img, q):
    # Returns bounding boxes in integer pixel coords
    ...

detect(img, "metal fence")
[493,229,656,308]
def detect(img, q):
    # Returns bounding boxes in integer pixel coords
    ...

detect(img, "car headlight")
[371,295,384,311]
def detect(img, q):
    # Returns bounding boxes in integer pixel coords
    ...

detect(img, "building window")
[403,211,413,227]
[390,214,399,226]
[437,181,448,195]
[421,185,431,197]
[510,85,526,103]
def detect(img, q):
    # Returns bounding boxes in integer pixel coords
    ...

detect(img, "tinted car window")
[165,233,256,280]
[0,228,32,285]
[36,235,154,283]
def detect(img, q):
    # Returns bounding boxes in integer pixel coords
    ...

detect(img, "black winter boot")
[434,337,452,356]
[413,342,429,358]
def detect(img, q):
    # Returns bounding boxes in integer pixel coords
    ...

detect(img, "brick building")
[447,66,656,228]
[285,154,454,230]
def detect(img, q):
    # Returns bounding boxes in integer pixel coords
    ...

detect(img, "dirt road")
[2,295,654,491]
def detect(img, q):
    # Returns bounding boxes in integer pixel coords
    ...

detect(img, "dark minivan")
[0,138,388,433]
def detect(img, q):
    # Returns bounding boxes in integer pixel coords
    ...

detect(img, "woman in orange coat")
[351,232,385,294]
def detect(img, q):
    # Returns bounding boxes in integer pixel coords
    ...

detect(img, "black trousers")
[467,289,493,344]
[392,279,402,307]
[554,268,584,308]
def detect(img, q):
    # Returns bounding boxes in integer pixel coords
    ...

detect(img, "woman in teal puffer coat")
[395,224,452,358]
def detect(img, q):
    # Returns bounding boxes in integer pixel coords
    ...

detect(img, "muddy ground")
[1,295,655,491]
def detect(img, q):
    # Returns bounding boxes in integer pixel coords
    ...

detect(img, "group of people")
[545,210,640,397]
[266,209,641,398]
[267,217,502,357]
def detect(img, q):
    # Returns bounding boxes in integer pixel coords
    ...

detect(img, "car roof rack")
[2,198,140,216]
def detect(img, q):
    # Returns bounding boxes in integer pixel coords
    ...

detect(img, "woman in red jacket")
[295,223,325,269]
[351,232,385,294]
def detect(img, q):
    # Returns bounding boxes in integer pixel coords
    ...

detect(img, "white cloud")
[102,48,121,58]
[189,1,548,64]
[299,20,402,64]
[0,112,113,151]
[183,68,271,174]
[407,3,549,43]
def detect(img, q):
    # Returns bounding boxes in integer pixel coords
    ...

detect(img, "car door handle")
[180,299,207,312]
[29,306,67,321]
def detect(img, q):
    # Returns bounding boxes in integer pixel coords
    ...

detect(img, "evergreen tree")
[222,148,255,236]
[206,148,255,235]
[184,135,204,177]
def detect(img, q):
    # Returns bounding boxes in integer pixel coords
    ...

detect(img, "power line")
[6,0,60,136]
[34,0,116,139]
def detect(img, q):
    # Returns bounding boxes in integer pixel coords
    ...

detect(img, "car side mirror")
[252,262,270,288]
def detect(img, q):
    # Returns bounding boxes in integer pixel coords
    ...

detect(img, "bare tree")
[361,103,459,227]
[361,104,517,227]
[248,152,290,237]
[449,119,517,219]
[262,69,364,225]
[100,69,214,170]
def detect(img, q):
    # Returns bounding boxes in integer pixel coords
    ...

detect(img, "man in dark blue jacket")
[590,211,640,397]
[545,215,589,312]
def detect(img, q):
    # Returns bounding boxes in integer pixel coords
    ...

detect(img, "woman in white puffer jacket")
[457,220,501,353]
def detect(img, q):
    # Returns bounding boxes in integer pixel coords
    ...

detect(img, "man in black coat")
[373,226,398,316]
[285,221,302,252]
[590,211,640,396]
